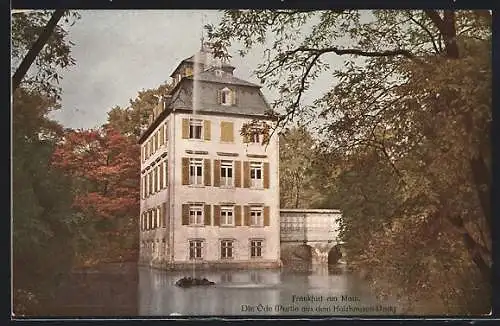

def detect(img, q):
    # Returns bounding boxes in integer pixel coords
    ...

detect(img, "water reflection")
[138,264,399,316]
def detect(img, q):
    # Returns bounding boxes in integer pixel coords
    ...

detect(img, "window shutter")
[162,203,167,228]
[182,158,189,185]
[160,125,164,145]
[204,120,211,141]
[182,204,189,225]
[159,205,164,228]
[182,118,189,139]
[214,160,221,187]
[243,161,250,188]
[244,206,250,226]
[221,121,234,142]
[264,162,270,189]
[159,162,164,189]
[232,90,237,106]
[204,204,211,225]
[217,89,222,104]
[264,206,270,226]
[234,161,241,187]
[204,159,211,186]
[214,205,221,226]
[235,205,242,226]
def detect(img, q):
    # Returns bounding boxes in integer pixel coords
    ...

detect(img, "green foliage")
[209,9,491,314]
[279,126,325,208]
[12,88,77,314]
[11,10,80,100]
[106,82,172,138]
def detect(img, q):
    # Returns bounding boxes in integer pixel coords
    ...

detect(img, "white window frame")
[148,171,153,195]
[189,239,204,260]
[163,159,168,188]
[220,160,234,187]
[221,87,232,106]
[154,165,159,193]
[189,158,203,185]
[250,207,263,227]
[250,162,263,188]
[189,204,204,226]
[250,130,260,143]
[163,124,168,144]
[220,239,234,259]
[220,206,234,227]
[156,207,161,228]
[250,239,264,258]
[189,119,203,140]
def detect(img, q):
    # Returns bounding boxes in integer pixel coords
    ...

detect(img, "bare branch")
[407,13,441,55]
[286,46,415,59]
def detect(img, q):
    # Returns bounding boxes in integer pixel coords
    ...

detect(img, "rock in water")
[175,276,215,288]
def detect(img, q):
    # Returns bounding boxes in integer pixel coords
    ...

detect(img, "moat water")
[138,264,401,316]
[43,263,403,316]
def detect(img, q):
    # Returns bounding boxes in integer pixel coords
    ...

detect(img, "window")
[221,240,234,259]
[220,206,234,226]
[148,171,153,195]
[250,240,263,258]
[189,158,203,185]
[221,88,232,105]
[189,240,203,259]
[163,159,168,187]
[189,205,204,225]
[141,175,147,199]
[250,131,260,143]
[154,166,158,192]
[250,162,263,188]
[250,208,263,227]
[189,119,203,139]
[220,160,233,187]
[153,133,158,152]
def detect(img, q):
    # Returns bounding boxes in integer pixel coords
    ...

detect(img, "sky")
[47,10,342,130]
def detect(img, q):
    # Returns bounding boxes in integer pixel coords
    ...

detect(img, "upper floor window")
[220,206,234,226]
[189,119,203,139]
[221,88,232,105]
[218,87,236,106]
[189,204,204,225]
[189,158,203,185]
[250,207,263,227]
[220,160,233,187]
[250,162,263,188]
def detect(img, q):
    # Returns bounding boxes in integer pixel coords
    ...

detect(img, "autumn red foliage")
[51,125,140,264]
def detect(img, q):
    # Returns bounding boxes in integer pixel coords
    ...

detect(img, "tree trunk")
[12,10,66,91]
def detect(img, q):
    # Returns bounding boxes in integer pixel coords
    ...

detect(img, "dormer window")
[218,87,236,106]
[215,69,223,77]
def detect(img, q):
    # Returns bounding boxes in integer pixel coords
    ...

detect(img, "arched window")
[219,87,236,106]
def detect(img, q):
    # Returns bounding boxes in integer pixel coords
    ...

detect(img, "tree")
[11,10,80,99]
[107,82,172,139]
[279,126,323,208]
[207,10,491,313]
[12,10,80,315]
[52,126,140,265]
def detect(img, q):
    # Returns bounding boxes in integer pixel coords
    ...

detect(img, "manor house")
[138,43,280,269]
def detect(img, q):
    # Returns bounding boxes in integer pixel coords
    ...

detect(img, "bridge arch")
[327,245,342,265]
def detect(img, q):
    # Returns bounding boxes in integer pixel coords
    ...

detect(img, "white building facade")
[138,45,280,270]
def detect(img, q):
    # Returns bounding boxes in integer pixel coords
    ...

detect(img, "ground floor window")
[250,240,263,258]
[189,240,204,259]
[220,239,234,259]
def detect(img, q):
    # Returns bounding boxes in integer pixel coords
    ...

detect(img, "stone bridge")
[280,209,345,266]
